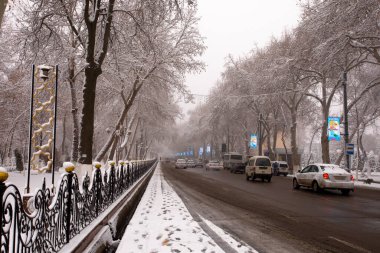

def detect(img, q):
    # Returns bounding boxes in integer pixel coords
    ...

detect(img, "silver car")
[293,163,354,195]
[205,160,223,171]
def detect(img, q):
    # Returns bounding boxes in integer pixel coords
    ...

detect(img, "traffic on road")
[161,160,380,253]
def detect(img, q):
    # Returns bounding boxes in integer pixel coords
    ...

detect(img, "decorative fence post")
[127,163,130,187]
[64,163,75,243]
[119,161,125,189]
[94,162,102,216]
[0,167,8,244]
[110,161,115,202]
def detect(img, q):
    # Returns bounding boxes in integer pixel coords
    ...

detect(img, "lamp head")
[37,64,53,80]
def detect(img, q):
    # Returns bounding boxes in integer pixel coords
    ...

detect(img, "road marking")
[328,236,372,253]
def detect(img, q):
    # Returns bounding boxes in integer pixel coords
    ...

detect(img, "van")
[245,156,272,182]
[223,152,244,172]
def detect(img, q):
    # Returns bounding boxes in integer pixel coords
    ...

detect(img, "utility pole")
[258,113,263,156]
[343,71,350,171]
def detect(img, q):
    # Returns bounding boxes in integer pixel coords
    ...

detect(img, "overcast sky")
[180,0,302,117]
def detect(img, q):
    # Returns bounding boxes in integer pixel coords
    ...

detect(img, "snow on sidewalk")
[116,166,257,253]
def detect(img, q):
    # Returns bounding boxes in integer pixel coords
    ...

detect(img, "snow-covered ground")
[117,166,257,253]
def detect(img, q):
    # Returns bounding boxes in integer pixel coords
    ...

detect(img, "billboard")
[328,117,341,141]
[249,134,257,149]
[199,147,203,156]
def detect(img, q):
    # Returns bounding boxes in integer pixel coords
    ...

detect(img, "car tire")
[246,174,250,181]
[283,173,288,177]
[312,181,320,193]
[341,189,350,196]
[293,178,300,189]
[267,177,271,183]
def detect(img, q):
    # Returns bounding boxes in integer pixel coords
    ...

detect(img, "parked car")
[175,159,187,169]
[245,156,272,182]
[272,161,289,176]
[186,159,196,168]
[292,163,354,195]
[195,159,204,167]
[205,160,223,170]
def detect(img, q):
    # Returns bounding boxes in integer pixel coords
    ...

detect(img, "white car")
[186,159,196,168]
[175,159,187,169]
[205,160,223,170]
[272,161,289,176]
[293,163,354,195]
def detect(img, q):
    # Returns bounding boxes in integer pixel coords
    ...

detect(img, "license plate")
[259,167,267,170]
[334,176,346,180]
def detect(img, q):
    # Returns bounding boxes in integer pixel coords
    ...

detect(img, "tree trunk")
[14,149,24,172]
[290,107,299,171]
[108,135,119,161]
[61,112,67,158]
[307,128,319,165]
[321,107,330,163]
[320,80,331,163]
[68,32,80,162]
[0,0,8,28]
[126,118,140,160]
[281,125,289,164]
[272,123,278,159]
[78,65,101,164]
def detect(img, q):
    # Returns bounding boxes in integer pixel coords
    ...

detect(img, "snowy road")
[161,164,380,253]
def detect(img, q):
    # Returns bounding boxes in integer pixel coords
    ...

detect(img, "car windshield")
[256,158,271,166]
[177,159,186,163]
[210,160,219,164]
[279,164,288,168]
[231,155,242,160]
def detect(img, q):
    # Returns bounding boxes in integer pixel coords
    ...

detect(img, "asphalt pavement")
[161,163,380,253]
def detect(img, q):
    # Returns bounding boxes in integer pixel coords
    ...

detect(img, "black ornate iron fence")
[0,159,157,253]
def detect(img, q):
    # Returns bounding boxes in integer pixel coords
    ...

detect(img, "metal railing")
[0,159,157,253]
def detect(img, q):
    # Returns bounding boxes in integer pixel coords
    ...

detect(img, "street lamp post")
[25,64,58,194]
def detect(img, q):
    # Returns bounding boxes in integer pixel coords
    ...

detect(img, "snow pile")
[116,167,225,253]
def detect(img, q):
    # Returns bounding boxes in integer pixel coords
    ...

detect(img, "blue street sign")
[346,143,354,155]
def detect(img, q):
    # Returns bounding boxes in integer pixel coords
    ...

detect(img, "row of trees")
[182,0,380,170]
[0,0,205,167]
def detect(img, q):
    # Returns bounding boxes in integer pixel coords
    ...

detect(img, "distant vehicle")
[175,159,187,169]
[230,162,246,174]
[293,164,354,195]
[223,152,244,171]
[206,160,223,171]
[195,159,204,167]
[245,156,272,182]
[186,159,196,168]
[272,161,289,176]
